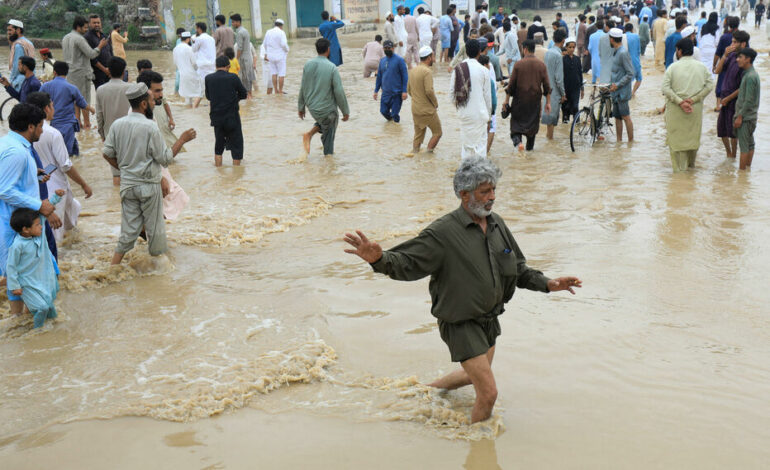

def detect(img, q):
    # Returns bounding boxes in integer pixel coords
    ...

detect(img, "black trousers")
[213,114,244,160]
[511,133,536,150]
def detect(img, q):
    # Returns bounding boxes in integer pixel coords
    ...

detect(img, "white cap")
[8,19,22,28]
[565,37,577,45]
[276,18,284,25]
[609,28,623,38]
[181,31,191,38]
[681,26,695,37]
[611,16,622,23]
[419,45,433,58]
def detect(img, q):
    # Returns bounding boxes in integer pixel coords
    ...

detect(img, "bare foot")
[233,159,241,166]
[112,176,120,186]
[302,133,311,154]
[214,155,223,167]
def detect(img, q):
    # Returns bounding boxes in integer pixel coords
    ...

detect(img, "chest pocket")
[495,251,518,278]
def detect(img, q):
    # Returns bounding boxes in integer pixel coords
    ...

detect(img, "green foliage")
[11,0,121,38]
[127,24,141,42]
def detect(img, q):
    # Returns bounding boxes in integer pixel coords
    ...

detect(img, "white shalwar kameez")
[259,44,273,90]
[449,58,492,159]
[173,42,201,99]
[34,122,81,242]
[192,32,216,95]
[263,27,290,77]
[394,14,408,57]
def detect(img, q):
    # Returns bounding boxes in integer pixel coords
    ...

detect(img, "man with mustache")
[102,83,196,265]
[344,157,581,424]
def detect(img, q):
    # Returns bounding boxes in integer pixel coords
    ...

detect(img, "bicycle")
[570,84,615,152]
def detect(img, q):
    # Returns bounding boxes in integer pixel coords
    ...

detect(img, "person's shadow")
[463,438,502,470]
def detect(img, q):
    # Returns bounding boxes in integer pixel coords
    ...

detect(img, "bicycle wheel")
[0,96,16,122]
[570,108,596,152]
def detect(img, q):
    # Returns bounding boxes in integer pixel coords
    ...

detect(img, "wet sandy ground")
[1,9,769,468]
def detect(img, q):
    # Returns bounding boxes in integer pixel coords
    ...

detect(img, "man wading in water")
[344,157,581,423]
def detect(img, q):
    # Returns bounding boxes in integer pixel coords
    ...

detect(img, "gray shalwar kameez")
[103,112,174,256]
[235,27,256,91]
[541,45,565,125]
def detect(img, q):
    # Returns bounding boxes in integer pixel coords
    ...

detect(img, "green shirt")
[371,206,551,323]
[298,56,350,116]
[735,65,760,121]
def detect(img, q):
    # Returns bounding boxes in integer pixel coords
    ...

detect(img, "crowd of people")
[0,2,763,334]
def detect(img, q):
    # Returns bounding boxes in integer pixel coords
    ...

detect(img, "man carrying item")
[206,56,248,167]
[343,157,581,424]
[102,83,196,265]
[408,46,442,153]
[298,39,350,158]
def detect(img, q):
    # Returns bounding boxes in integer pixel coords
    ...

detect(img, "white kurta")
[259,44,273,89]
[173,42,201,98]
[192,32,216,90]
[263,27,289,62]
[394,15,408,56]
[417,14,433,48]
[699,33,717,78]
[34,122,80,241]
[449,58,492,159]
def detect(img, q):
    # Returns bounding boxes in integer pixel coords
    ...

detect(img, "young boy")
[733,47,760,170]
[6,190,64,328]
[224,47,240,76]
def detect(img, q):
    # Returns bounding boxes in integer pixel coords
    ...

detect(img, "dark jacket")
[204,70,248,126]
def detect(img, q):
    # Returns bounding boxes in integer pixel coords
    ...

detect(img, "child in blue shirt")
[6,190,63,328]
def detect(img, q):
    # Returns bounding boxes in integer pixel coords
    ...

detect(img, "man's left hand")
[0,77,9,87]
[160,177,170,197]
[734,115,743,128]
[547,277,582,294]
[609,84,618,92]
[401,92,408,101]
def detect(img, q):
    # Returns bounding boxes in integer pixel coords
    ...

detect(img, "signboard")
[344,0,379,22]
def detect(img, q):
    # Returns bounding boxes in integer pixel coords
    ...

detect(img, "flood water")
[1,10,769,468]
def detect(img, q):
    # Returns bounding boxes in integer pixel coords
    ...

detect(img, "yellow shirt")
[111,30,128,59]
[229,58,240,75]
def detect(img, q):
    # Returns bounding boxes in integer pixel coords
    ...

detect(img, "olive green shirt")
[735,65,759,121]
[371,206,551,323]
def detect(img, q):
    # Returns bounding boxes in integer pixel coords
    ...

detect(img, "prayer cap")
[181,31,191,38]
[125,82,148,100]
[419,45,433,57]
[383,39,394,47]
[609,28,623,38]
[8,19,23,28]
[276,18,285,25]
[565,37,576,45]
[681,26,695,37]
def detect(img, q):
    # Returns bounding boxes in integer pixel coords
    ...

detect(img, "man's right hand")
[342,114,349,121]
[98,38,108,49]
[373,92,378,101]
[344,230,382,264]
[180,128,197,142]
[39,199,55,216]
[46,212,62,229]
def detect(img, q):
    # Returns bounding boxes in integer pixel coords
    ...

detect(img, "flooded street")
[1,12,769,468]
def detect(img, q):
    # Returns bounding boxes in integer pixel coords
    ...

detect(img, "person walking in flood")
[449,39,491,159]
[542,28,566,139]
[206,56,248,167]
[662,38,714,172]
[62,15,107,127]
[733,47,760,170]
[263,19,290,94]
[174,31,202,107]
[298,39,350,158]
[408,46,442,153]
[373,40,408,123]
[504,39,551,151]
[95,57,130,185]
[231,14,255,98]
[362,35,384,78]
[102,83,196,265]
[343,157,581,424]
[319,11,345,66]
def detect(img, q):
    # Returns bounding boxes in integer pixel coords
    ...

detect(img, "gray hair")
[453,157,502,198]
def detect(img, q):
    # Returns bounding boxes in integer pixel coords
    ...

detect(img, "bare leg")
[461,353,498,423]
[232,159,241,166]
[730,138,738,158]
[428,346,495,390]
[615,118,624,142]
[278,76,285,94]
[214,155,223,167]
[722,137,733,157]
[427,134,441,151]
[113,176,120,186]
[739,149,754,170]
[303,125,320,154]
[111,252,125,265]
[623,116,634,141]
[546,124,554,140]
[10,299,24,316]
[632,80,641,97]
[271,74,278,92]
[487,132,495,154]
[192,97,201,108]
